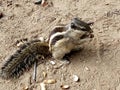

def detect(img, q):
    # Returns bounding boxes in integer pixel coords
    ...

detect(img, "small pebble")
[85,67,90,71]
[50,61,56,65]
[38,37,45,42]
[73,75,79,82]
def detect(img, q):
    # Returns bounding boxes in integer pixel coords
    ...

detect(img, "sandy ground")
[0,0,120,90]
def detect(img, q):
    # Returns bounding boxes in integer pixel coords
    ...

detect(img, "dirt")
[0,0,120,90]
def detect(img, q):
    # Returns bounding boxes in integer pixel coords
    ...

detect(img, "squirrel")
[0,18,94,79]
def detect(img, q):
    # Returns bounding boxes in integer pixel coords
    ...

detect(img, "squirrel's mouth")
[80,33,94,39]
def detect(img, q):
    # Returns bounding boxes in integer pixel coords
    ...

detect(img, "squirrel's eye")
[71,23,76,29]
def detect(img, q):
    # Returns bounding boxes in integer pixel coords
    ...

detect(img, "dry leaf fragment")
[40,83,46,90]
[60,85,70,89]
[41,0,48,6]
[23,86,29,90]
[43,79,57,84]
[43,72,47,78]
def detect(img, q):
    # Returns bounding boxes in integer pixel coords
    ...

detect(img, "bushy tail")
[0,40,51,79]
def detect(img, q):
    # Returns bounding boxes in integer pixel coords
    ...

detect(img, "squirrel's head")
[70,17,94,39]
[70,17,94,33]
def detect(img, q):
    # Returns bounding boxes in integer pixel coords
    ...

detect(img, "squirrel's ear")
[87,22,94,26]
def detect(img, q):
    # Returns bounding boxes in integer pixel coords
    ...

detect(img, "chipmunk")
[49,29,89,61]
[0,18,94,79]
[49,18,93,60]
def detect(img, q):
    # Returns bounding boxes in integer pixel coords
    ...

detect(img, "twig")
[33,61,37,82]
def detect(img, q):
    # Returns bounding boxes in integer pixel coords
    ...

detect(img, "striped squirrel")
[0,18,94,79]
